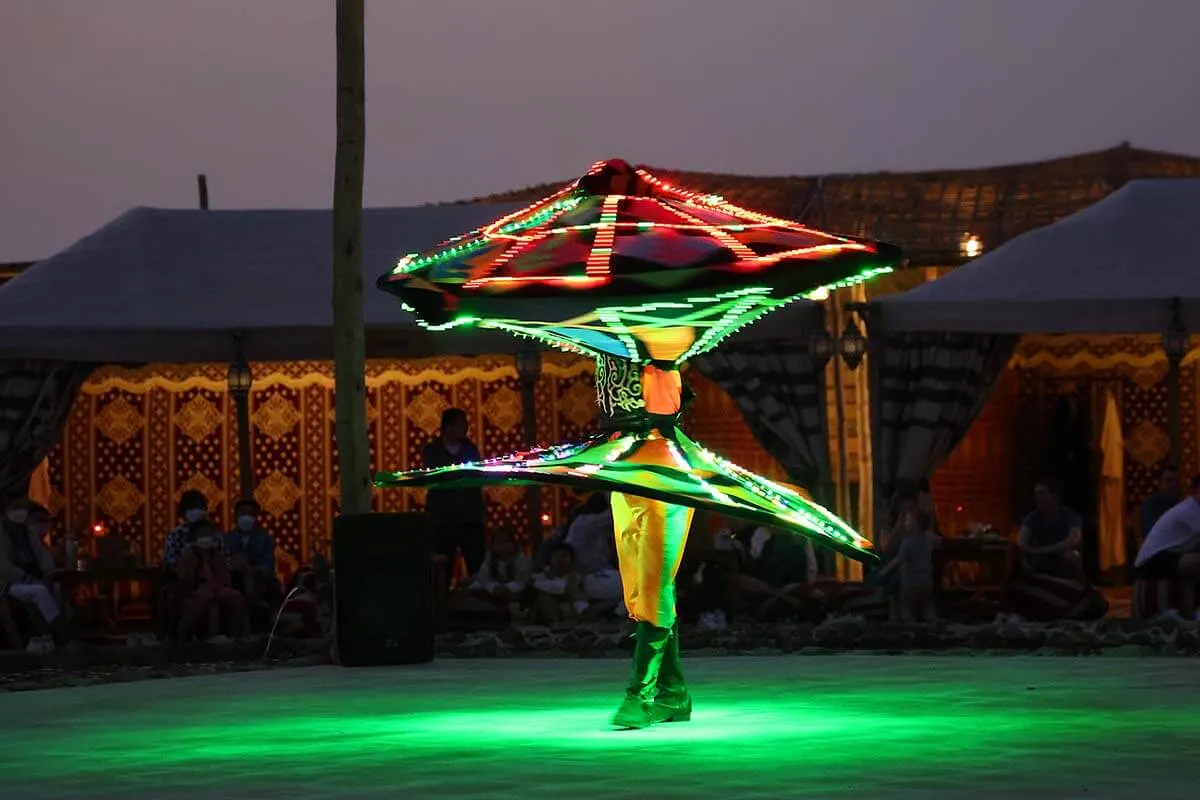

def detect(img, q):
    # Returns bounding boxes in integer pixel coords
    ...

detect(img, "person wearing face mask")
[224,499,279,619]
[0,497,63,653]
[176,520,248,642]
[162,490,225,571]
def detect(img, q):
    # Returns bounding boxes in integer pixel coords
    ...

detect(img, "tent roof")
[0,203,539,363]
[875,179,1200,333]
[0,203,818,364]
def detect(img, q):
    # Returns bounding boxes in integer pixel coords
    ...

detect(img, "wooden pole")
[332,0,371,515]
[197,175,209,210]
[231,334,254,502]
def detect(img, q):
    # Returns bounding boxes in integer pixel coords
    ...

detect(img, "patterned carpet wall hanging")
[1011,334,1200,531]
[45,356,597,571]
[44,355,784,570]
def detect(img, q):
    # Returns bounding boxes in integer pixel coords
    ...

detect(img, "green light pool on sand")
[4,657,1200,798]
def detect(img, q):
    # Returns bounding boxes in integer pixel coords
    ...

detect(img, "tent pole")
[1167,361,1182,469]
[1163,297,1187,470]
[331,0,371,515]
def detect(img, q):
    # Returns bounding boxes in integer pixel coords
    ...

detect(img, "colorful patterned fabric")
[1005,573,1109,621]
[375,159,901,563]
[379,159,900,363]
[1133,578,1199,619]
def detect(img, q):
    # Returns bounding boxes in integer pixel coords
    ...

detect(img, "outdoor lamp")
[227,337,254,396]
[839,307,868,371]
[515,349,542,384]
[962,235,983,259]
[808,327,835,370]
[1163,298,1188,364]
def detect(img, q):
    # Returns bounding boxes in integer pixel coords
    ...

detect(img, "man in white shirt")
[1135,474,1200,581]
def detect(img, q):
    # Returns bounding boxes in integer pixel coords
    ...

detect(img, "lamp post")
[228,334,255,502]
[1163,298,1189,469]
[515,348,543,546]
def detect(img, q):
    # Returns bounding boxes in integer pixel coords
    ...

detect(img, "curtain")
[692,340,830,498]
[0,360,92,498]
[871,331,1017,533]
[1098,389,1125,572]
[28,458,52,508]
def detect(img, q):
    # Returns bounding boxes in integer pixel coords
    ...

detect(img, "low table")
[57,566,164,639]
[932,538,1017,606]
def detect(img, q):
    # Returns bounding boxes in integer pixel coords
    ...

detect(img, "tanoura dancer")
[375,159,898,728]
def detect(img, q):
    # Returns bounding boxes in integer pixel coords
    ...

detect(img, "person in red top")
[176,521,248,642]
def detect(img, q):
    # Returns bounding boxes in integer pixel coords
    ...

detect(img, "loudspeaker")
[334,512,435,666]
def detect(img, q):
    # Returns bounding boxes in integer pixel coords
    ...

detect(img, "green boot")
[652,620,692,723]
[611,621,671,730]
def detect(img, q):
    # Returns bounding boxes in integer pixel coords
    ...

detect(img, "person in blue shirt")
[1139,465,1181,542]
[225,499,279,613]
[1018,477,1084,579]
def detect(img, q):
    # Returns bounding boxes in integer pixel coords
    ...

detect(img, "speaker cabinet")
[334,512,435,666]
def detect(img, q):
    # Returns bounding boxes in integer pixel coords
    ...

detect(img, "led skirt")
[380,158,900,363]
[375,158,900,562]
[374,427,874,561]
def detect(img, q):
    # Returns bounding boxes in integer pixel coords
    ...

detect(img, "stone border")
[3,618,1196,692]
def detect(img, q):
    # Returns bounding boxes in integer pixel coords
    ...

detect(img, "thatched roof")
[468,143,1200,268]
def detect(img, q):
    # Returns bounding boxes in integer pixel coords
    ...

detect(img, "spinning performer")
[375,159,900,729]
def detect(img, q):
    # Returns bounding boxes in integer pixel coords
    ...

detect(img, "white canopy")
[877,179,1200,333]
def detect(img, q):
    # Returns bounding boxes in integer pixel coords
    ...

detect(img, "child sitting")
[530,542,586,627]
[176,521,249,642]
[467,528,532,615]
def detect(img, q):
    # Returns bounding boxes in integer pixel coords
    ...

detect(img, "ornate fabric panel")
[594,354,645,430]
[45,356,596,572]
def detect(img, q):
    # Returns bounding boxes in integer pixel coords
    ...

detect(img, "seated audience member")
[1135,473,1200,582]
[563,493,623,611]
[1017,478,1084,578]
[163,490,223,571]
[176,521,248,642]
[0,497,66,653]
[225,499,279,612]
[729,524,821,621]
[533,494,592,571]
[467,527,532,610]
[1140,465,1182,542]
[877,509,936,622]
[530,542,586,627]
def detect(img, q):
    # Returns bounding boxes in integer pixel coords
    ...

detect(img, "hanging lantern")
[808,327,835,370]
[839,316,868,371]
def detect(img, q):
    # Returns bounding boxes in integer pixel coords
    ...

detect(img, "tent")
[0,204,529,363]
[876,179,1200,333]
[0,204,817,364]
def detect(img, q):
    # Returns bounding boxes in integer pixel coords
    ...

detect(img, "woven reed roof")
[468,143,1200,268]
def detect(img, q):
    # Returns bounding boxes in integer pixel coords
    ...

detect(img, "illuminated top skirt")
[374,159,901,561]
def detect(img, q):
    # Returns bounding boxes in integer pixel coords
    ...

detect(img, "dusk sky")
[2,0,1198,261]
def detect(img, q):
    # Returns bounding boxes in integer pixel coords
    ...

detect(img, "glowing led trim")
[585,196,621,276]
[665,204,758,260]
[634,167,810,230]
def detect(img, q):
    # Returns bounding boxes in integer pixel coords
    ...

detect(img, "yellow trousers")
[613,491,693,628]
